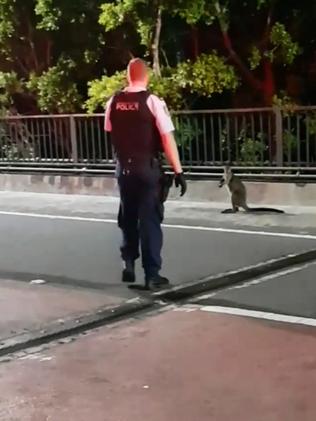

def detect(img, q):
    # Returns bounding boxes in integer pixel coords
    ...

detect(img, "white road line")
[226,260,316,290]
[0,210,115,224]
[0,209,316,241]
[163,223,316,241]
[187,261,316,302]
[200,305,316,327]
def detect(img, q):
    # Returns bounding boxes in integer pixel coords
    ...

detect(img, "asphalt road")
[195,260,316,319]
[0,213,316,295]
[0,191,315,347]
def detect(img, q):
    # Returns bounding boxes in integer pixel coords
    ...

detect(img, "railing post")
[69,115,78,163]
[273,106,283,166]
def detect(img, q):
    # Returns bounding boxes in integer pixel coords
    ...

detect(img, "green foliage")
[256,0,268,9]
[0,0,314,114]
[0,120,35,160]
[283,129,297,160]
[239,137,266,165]
[174,53,238,96]
[249,46,261,70]
[0,0,105,113]
[247,21,301,77]
[308,116,316,136]
[173,116,201,149]
[270,23,300,65]
[174,0,215,25]
[86,71,126,113]
[272,91,297,115]
[85,67,185,112]
[0,71,23,110]
[0,0,15,53]
[99,1,134,31]
[0,140,35,160]
[99,0,158,50]
[27,58,81,113]
[35,0,61,31]
[85,53,238,112]
[135,19,152,48]
[148,68,186,110]
[237,129,266,165]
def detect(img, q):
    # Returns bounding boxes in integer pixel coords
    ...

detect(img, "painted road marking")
[196,260,316,300]
[0,210,316,241]
[200,306,316,327]
[230,260,316,290]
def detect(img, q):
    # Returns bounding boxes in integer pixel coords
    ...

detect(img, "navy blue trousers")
[117,161,164,281]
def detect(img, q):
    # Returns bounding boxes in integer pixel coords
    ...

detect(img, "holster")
[159,171,174,203]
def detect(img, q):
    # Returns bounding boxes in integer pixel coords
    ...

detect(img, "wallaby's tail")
[248,207,284,214]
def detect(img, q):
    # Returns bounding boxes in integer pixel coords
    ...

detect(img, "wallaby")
[218,166,285,214]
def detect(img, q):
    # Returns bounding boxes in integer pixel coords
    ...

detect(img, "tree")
[1,0,315,114]
[175,0,316,105]
[0,0,105,113]
[88,0,239,112]
[96,0,316,107]
[86,52,238,112]
[179,0,316,105]
[99,0,170,76]
[171,0,306,106]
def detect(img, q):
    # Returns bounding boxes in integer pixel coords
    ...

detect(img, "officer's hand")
[174,172,187,196]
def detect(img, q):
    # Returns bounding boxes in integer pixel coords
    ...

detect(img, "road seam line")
[195,261,315,300]
[154,249,316,301]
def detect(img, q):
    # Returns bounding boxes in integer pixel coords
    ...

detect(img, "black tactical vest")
[109,90,162,163]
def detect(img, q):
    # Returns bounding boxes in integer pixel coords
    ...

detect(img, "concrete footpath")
[1,305,316,421]
[0,190,316,232]
[0,279,126,345]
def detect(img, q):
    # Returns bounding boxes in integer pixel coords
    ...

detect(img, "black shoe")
[122,261,135,283]
[146,275,170,290]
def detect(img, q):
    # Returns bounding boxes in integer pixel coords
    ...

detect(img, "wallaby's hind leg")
[221,196,239,214]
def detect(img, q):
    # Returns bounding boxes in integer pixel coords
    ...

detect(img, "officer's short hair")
[127,58,148,82]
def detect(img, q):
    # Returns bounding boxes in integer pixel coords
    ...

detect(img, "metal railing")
[1,106,316,171]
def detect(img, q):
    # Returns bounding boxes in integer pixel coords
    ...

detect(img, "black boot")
[122,261,135,283]
[146,274,170,290]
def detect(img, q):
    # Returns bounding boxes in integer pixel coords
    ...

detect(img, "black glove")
[174,172,187,197]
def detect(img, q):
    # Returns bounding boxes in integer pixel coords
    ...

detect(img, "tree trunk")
[221,30,262,93]
[152,7,162,76]
[262,59,275,106]
[191,26,199,60]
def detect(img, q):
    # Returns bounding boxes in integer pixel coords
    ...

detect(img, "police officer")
[105,58,186,290]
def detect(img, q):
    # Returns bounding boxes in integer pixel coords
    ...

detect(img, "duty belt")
[118,156,160,170]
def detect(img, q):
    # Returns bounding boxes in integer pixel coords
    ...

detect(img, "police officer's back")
[105,58,186,290]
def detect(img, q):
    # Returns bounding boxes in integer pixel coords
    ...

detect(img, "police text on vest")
[116,102,139,111]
